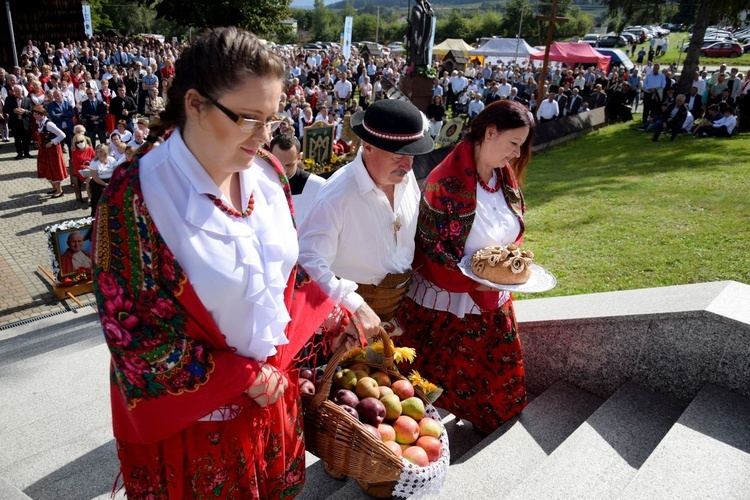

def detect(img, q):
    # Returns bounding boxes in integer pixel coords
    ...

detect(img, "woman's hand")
[331,318,362,352]
[45,143,53,148]
[246,363,289,407]
[354,302,381,340]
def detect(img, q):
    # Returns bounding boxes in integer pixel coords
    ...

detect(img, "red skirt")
[105,113,116,135]
[395,296,527,434]
[36,142,68,182]
[116,382,306,500]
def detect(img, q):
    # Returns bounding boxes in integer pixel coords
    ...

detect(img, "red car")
[700,42,743,58]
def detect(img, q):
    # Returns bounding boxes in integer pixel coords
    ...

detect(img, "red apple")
[378,423,396,442]
[356,397,387,426]
[393,415,419,444]
[299,368,314,381]
[383,440,403,457]
[403,446,429,467]
[339,404,359,421]
[298,378,316,395]
[379,386,394,398]
[362,423,382,440]
[391,379,415,400]
[332,389,359,408]
[416,436,442,463]
[370,371,391,387]
[418,417,442,438]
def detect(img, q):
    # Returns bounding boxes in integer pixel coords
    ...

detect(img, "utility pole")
[376,6,380,44]
[534,0,568,120]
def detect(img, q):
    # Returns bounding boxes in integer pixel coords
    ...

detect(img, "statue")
[407,0,434,67]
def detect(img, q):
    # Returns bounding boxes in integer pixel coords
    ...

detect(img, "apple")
[370,371,391,387]
[416,436,442,463]
[339,404,359,421]
[399,443,410,453]
[393,415,419,444]
[383,440,403,457]
[349,362,370,374]
[403,446,429,467]
[299,368,314,381]
[298,378,316,395]
[355,376,380,400]
[378,423,396,442]
[315,367,326,382]
[418,417,442,439]
[379,386,394,398]
[401,397,425,420]
[362,423,382,440]
[333,369,357,390]
[356,397,387,426]
[380,393,403,420]
[353,369,370,382]
[332,389,359,408]
[391,379,415,400]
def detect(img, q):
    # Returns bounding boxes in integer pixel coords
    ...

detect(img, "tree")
[499,0,536,39]
[605,0,746,94]
[353,14,378,42]
[437,10,470,41]
[150,0,291,36]
[311,0,333,41]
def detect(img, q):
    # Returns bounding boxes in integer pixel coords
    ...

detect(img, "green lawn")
[635,32,750,68]
[519,122,750,298]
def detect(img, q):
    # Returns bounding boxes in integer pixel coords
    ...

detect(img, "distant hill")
[292,0,491,9]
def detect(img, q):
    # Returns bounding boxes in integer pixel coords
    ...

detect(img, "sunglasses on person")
[75,140,85,145]
[201,93,282,135]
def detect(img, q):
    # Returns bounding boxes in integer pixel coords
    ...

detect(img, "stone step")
[504,381,685,500]
[618,384,750,499]
[417,381,604,499]
[0,476,32,500]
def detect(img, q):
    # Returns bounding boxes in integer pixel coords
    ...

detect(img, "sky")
[290,0,335,8]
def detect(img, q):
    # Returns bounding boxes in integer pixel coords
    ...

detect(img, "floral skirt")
[395,297,527,434]
[117,387,306,500]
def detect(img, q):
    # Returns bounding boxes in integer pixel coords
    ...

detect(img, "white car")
[579,34,600,46]
[387,42,404,55]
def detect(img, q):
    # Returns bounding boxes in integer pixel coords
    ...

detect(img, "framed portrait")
[45,217,94,281]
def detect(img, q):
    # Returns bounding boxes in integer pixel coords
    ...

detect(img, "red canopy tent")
[530,42,611,71]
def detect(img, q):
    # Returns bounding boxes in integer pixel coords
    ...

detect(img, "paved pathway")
[0,145,94,327]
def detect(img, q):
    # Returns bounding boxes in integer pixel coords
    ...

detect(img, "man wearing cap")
[298,99,434,339]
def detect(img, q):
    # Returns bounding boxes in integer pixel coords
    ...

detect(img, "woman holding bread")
[396,100,535,435]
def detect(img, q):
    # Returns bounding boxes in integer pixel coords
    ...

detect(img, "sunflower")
[408,370,439,394]
[341,346,366,363]
[368,339,416,364]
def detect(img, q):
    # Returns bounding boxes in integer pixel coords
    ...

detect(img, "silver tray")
[458,256,557,293]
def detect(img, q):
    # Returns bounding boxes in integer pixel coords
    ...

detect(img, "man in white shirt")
[537,91,559,122]
[496,77,512,98]
[468,93,485,121]
[298,99,434,338]
[270,135,324,226]
[333,72,352,104]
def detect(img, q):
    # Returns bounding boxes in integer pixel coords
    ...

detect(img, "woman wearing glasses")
[93,27,358,499]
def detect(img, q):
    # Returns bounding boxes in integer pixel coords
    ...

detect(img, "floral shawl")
[93,149,335,444]
[414,139,526,311]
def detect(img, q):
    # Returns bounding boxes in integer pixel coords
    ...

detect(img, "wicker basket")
[302,328,430,496]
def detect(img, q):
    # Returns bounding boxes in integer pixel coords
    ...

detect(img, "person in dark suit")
[3,85,32,159]
[567,87,583,115]
[555,91,568,116]
[46,90,76,151]
[109,84,137,133]
[605,82,634,123]
[686,86,704,120]
[653,94,689,142]
[80,88,107,146]
[589,84,607,109]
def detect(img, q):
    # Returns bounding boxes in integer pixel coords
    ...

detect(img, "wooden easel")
[38,266,93,307]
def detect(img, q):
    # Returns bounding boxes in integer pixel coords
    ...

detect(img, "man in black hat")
[298,99,434,339]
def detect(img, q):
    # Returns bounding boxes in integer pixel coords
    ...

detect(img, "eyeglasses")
[75,141,85,145]
[204,95,282,135]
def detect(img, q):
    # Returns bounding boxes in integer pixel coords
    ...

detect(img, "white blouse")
[140,129,298,360]
[89,156,118,180]
[408,170,519,318]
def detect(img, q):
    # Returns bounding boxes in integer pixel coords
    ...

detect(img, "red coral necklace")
[206,193,255,218]
[476,168,502,193]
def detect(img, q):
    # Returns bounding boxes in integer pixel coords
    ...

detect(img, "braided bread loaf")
[470,243,534,285]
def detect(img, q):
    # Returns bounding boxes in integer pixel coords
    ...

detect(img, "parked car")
[579,34,600,46]
[387,42,404,54]
[700,42,743,58]
[302,42,324,50]
[744,43,750,54]
[661,23,685,32]
[624,27,648,43]
[682,38,730,52]
[620,32,638,44]
[597,35,628,48]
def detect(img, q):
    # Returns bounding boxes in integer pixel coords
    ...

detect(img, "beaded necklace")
[206,193,255,218]
[476,168,502,194]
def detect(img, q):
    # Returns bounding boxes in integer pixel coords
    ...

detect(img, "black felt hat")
[350,99,434,155]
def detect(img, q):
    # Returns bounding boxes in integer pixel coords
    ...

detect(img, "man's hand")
[353,302,381,340]
[246,363,288,407]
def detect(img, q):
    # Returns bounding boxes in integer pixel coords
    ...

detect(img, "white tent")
[469,37,535,64]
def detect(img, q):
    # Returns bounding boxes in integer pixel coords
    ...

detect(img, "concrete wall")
[515,281,750,402]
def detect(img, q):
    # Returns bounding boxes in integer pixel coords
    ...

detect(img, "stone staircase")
[299,281,750,499]
[1,281,748,499]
